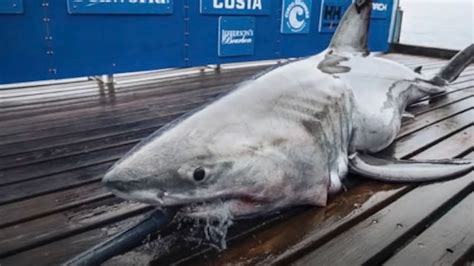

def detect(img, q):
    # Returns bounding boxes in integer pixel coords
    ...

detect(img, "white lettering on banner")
[222,29,254,44]
[213,0,262,10]
[372,2,387,11]
[213,0,223,8]
[77,0,171,4]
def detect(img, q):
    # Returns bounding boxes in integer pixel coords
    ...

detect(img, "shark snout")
[102,168,131,193]
[102,167,144,195]
[102,168,169,205]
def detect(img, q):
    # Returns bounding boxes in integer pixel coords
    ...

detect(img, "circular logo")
[284,0,310,32]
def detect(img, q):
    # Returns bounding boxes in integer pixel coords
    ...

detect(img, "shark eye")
[193,167,206,182]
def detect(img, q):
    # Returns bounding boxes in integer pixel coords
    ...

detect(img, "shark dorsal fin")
[329,0,372,54]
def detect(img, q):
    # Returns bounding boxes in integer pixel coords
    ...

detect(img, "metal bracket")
[89,74,115,86]
[200,64,221,72]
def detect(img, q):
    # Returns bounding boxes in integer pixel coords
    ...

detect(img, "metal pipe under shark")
[103,0,473,220]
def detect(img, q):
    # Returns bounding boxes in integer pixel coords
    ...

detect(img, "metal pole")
[102,74,114,86]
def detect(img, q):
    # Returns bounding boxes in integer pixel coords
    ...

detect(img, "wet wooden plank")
[0,162,113,205]
[393,109,473,159]
[0,67,200,97]
[2,180,315,265]
[293,154,474,266]
[409,86,472,114]
[0,128,156,169]
[422,63,474,73]
[0,66,262,109]
[400,95,472,137]
[0,144,133,186]
[449,76,474,87]
[0,182,110,229]
[390,44,461,60]
[0,69,198,100]
[0,86,222,150]
[0,80,94,96]
[381,54,444,65]
[0,68,262,122]
[408,62,472,74]
[0,213,148,266]
[442,74,474,86]
[421,63,474,74]
[0,63,272,98]
[395,57,471,74]
[0,198,151,258]
[0,69,274,140]
[0,86,225,143]
[413,127,473,160]
[384,193,474,266]
[404,58,446,66]
[0,77,228,129]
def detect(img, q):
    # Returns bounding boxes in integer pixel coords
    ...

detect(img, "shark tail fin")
[430,44,474,85]
[349,153,473,183]
[329,0,372,54]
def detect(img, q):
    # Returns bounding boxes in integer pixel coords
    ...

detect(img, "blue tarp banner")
[0,0,395,84]
[0,0,23,14]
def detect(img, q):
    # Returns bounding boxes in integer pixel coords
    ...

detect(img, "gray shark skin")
[103,0,473,219]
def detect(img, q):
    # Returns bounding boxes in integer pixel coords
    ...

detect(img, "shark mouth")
[176,194,274,250]
[183,196,268,219]
[107,185,273,219]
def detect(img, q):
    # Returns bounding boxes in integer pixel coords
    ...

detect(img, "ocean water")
[399,0,474,50]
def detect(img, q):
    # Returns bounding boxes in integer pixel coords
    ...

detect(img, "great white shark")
[103,0,473,219]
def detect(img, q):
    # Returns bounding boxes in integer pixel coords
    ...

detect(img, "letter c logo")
[288,5,305,31]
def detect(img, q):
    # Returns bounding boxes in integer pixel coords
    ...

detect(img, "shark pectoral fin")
[348,153,473,182]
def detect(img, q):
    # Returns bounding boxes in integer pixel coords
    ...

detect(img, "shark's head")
[102,110,318,219]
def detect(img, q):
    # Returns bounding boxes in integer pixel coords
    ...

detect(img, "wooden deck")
[0,53,472,266]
